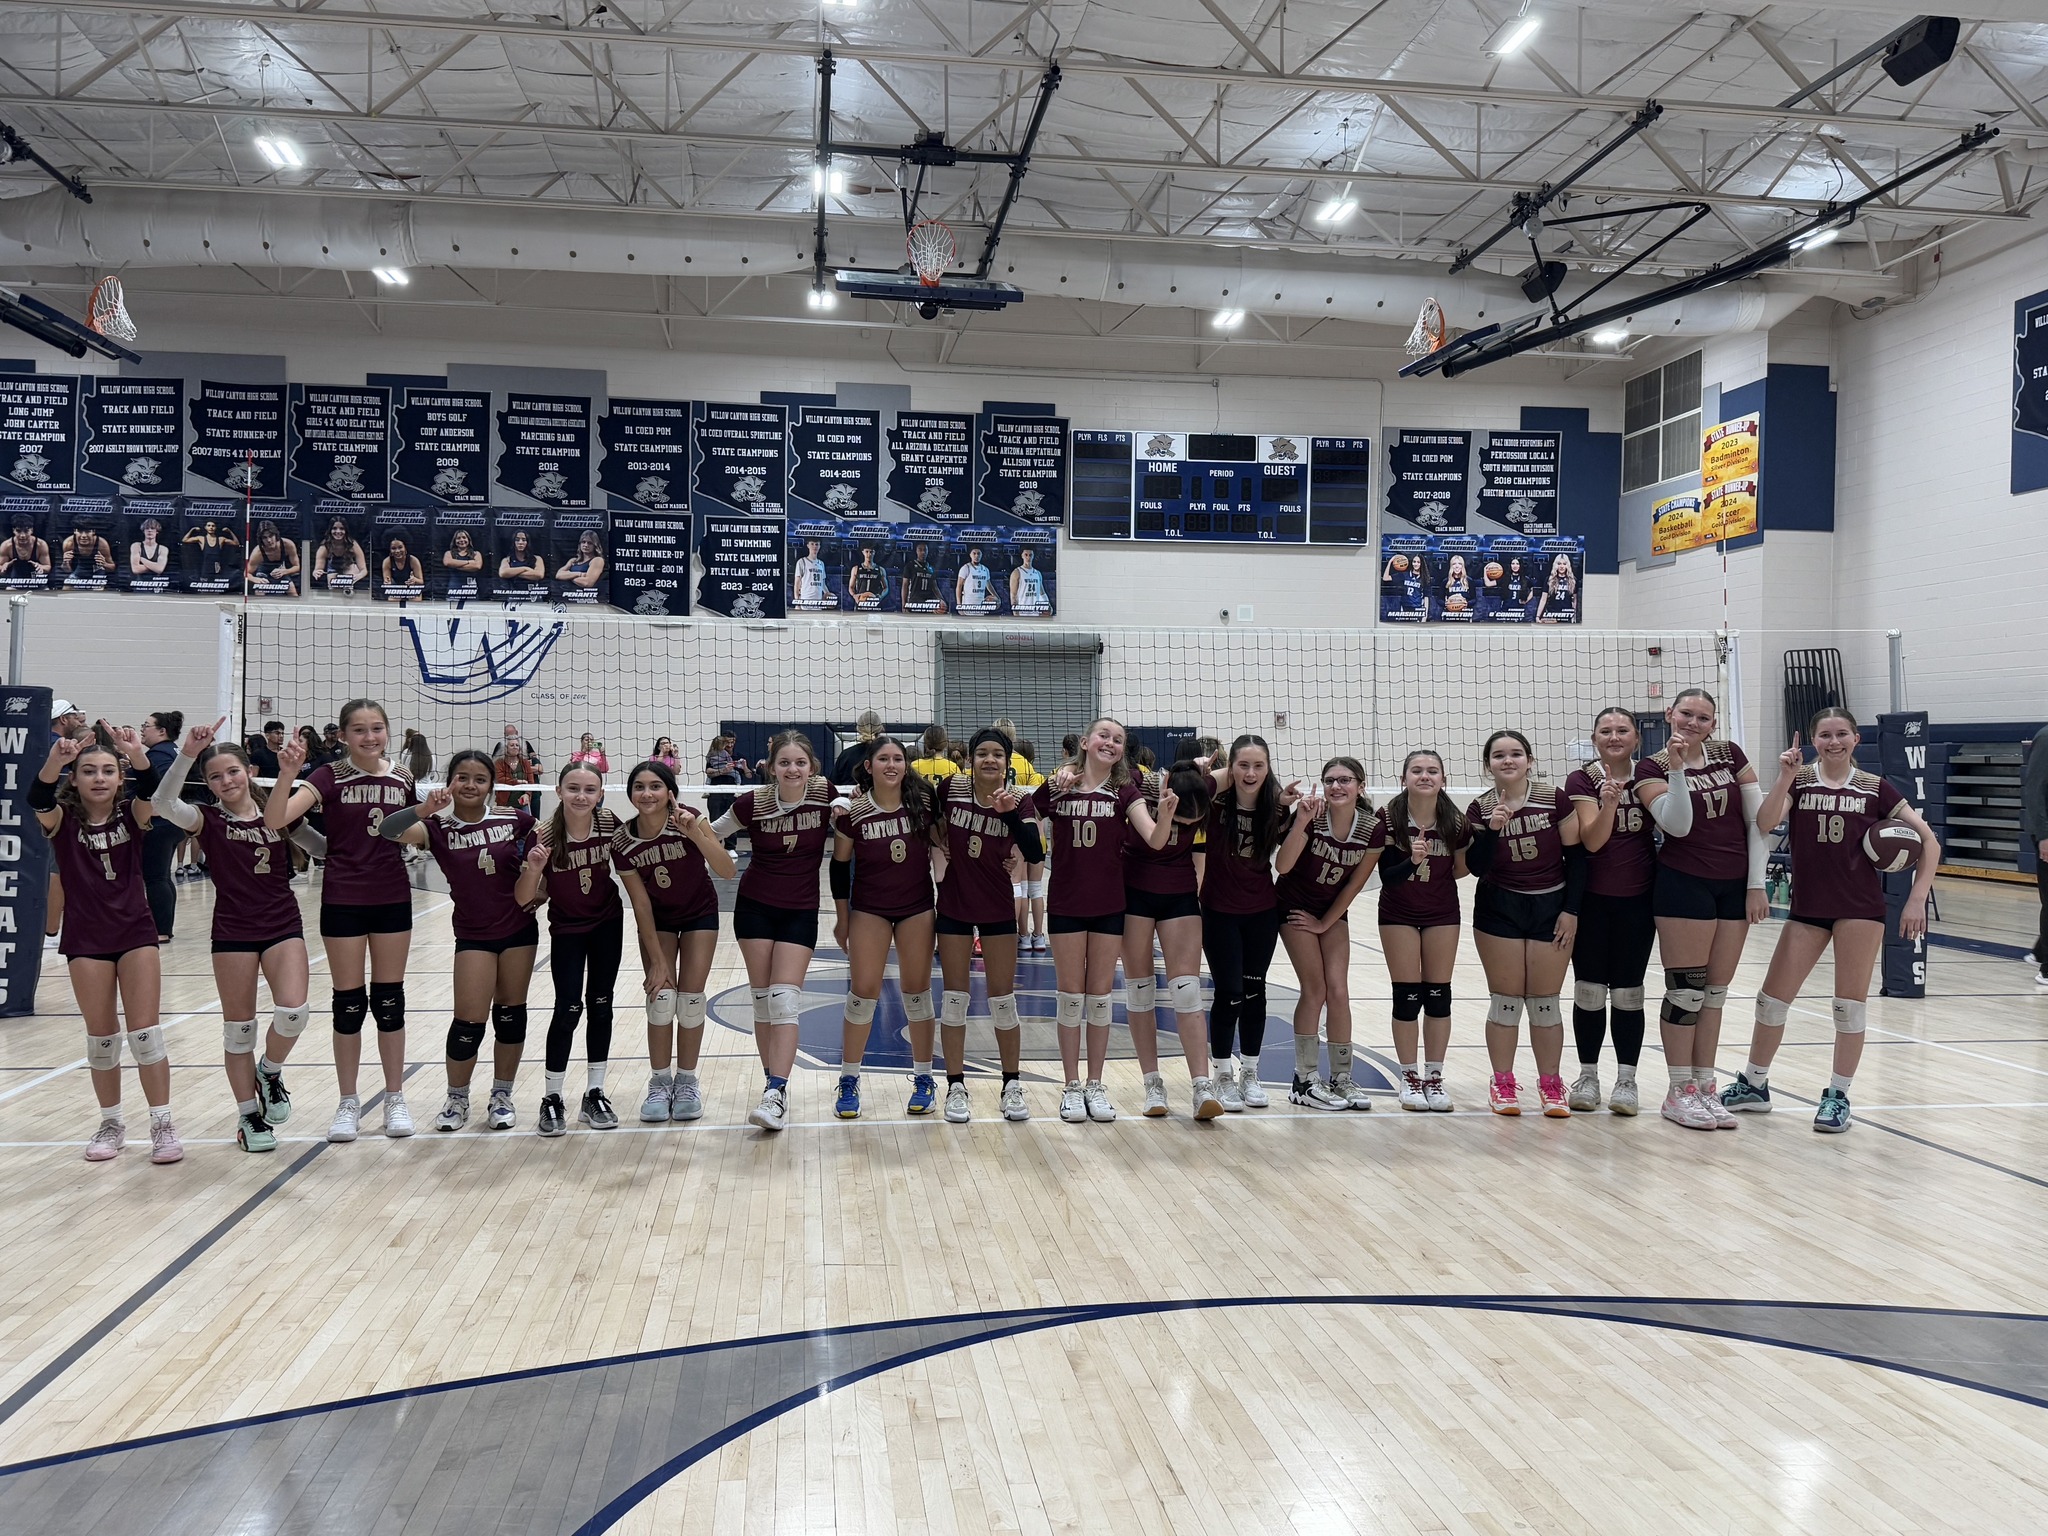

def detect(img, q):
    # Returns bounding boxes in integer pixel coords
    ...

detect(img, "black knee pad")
[369,981,406,1034]
[1660,966,1709,1027]
[1391,981,1426,1022]
[1422,983,1451,1019]
[1241,976,1268,1014]
[446,1017,487,1062]
[586,991,614,1029]
[549,1000,584,1031]
[332,986,369,1037]
[492,1002,529,1045]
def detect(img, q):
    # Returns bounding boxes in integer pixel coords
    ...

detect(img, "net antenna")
[907,219,956,287]
[87,275,138,342]
[1404,297,1448,358]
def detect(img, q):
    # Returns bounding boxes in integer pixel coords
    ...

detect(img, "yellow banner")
[1701,413,1760,491]
[1650,492,1701,556]
[1701,477,1757,542]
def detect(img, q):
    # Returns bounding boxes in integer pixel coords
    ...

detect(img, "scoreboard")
[1069,430,1374,544]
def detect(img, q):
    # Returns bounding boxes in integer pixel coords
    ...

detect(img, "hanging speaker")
[1518,260,1567,303]
[1881,17,1958,87]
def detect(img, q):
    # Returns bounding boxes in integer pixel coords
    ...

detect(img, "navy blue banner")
[431,506,489,602]
[495,393,591,507]
[886,411,973,521]
[371,505,432,604]
[790,407,879,519]
[288,384,389,503]
[598,398,691,511]
[1477,429,1560,535]
[1386,429,1470,533]
[2013,288,2048,496]
[0,685,51,1016]
[187,380,286,498]
[489,508,553,602]
[697,514,785,618]
[80,377,182,495]
[393,388,490,505]
[692,402,788,517]
[977,413,1066,526]
[608,508,691,617]
[0,374,79,495]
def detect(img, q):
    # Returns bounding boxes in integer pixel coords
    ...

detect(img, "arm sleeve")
[1646,765,1694,835]
[378,805,424,841]
[1742,780,1769,888]
[1004,809,1044,863]
[1376,842,1416,888]
[1464,824,1498,878]
[828,852,852,899]
[28,774,58,811]
[1563,842,1589,915]
[290,822,329,858]
[709,810,741,840]
[149,753,203,831]
[128,760,162,800]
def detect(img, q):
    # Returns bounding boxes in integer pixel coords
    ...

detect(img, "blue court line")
[1928,932,2030,960]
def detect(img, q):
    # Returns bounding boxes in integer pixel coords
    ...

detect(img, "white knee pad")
[844,993,878,1026]
[1756,994,1791,1029]
[1573,979,1608,1011]
[1126,975,1157,1012]
[1168,974,1204,1015]
[648,988,678,1028]
[902,989,935,1023]
[750,987,772,1025]
[271,1002,310,1040]
[1085,994,1112,1028]
[1056,991,1084,1029]
[85,1031,122,1071]
[126,1025,167,1066]
[1701,983,1730,1011]
[1012,882,1029,900]
[1486,993,1525,1030]
[677,991,708,1030]
[1609,985,1645,1010]
[941,990,970,1029]
[1525,995,1562,1030]
[1029,879,1047,900]
[989,994,1020,1031]
[1831,998,1867,1034]
[768,983,802,1027]
[224,1018,259,1055]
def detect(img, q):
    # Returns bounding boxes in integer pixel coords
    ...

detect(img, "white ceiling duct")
[0,185,1841,337]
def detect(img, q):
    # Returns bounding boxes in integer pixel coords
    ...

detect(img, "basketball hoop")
[906,220,956,287]
[1404,296,1447,358]
[87,275,137,342]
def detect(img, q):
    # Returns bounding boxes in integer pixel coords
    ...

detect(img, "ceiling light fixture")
[254,136,303,169]
[811,165,845,196]
[1482,4,1542,57]
[372,267,409,286]
[1791,225,1842,252]
[807,286,836,310]
[1591,326,1629,345]
[1320,197,1358,226]
[1213,309,1244,330]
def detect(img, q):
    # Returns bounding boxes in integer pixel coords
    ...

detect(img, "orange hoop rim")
[906,219,956,287]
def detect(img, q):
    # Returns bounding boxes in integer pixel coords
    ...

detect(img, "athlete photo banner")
[0,374,79,496]
[598,397,691,512]
[495,393,592,507]
[886,412,973,522]
[119,498,178,593]
[368,505,431,604]
[79,377,182,496]
[1003,526,1056,617]
[895,525,950,615]
[1379,533,1582,623]
[550,508,609,607]
[950,527,1005,617]
[1476,430,1560,535]
[841,523,895,613]
[243,503,304,598]
[786,520,843,614]
[431,506,489,603]
[489,507,552,603]
[697,514,785,618]
[1385,429,1471,532]
[306,506,371,597]
[179,499,243,596]
[47,499,115,591]
[288,384,390,504]
[187,380,286,498]
[392,387,490,505]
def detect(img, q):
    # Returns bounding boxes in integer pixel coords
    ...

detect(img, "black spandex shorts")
[850,902,936,926]
[733,894,820,949]
[1473,883,1566,942]
[321,900,414,938]
[1653,864,1750,922]
[1791,911,1883,931]
[1125,887,1201,923]
[1050,911,1124,937]
[455,918,541,955]
[651,907,721,936]
[936,913,1017,938]
[1571,889,1656,986]
[66,945,156,966]
[212,929,305,956]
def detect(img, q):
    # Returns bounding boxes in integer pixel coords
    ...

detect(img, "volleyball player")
[1565,709,1659,1114]
[1120,758,1222,1119]
[32,725,179,1163]
[268,699,419,1141]
[514,762,628,1137]
[613,760,735,1125]
[991,717,1049,950]
[830,737,942,1118]
[1634,687,1766,1131]
[1369,750,1467,1112]
[912,725,956,788]
[150,719,327,1152]
[1029,719,1177,1124]
[707,731,837,1131]
[377,752,538,1132]
[1275,758,1376,1110]
[1466,730,1585,1116]
[1199,736,1288,1112]
[936,729,1044,1122]
[1720,712,1940,1132]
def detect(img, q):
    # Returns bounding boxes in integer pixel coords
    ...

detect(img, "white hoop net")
[88,275,138,341]
[1404,296,1447,358]
[906,220,956,287]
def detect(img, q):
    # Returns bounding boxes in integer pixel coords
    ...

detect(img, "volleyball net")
[240,604,1732,799]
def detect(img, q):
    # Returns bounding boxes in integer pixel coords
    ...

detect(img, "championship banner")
[370,505,431,603]
[1701,477,1757,543]
[693,402,789,517]
[187,380,286,498]
[288,384,390,503]
[495,393,592,507]
[179,499,244,596]
[550,508,609,606]
[1650,492,1701,557]
[607,507,690,617]
[392,388,490,505]
[787,519,843,614]
[119,498,178,593]
[488,507,552,602]
[0,686,52,1017]
[886,411,972,521]
[697,514,784,618]
[306,505,371,596]
[790,407,880,519]
[243,502,302,598]
[79,377,182,496]
[1701,413,1760,541]
[977,414,1067,527]
[597,397,690,512]
[431,506,489,602]
[895,525,950,615]
[2013,287,2048,496]
[1476,429,1559,535]
[1385,429,1470,532]
[0,374,79,495]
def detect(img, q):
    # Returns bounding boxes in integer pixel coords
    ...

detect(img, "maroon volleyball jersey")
[836,794,936,918]
[611,814,718,927]
[1564,764,1657,899]
[1787,766,1904,920]
[425,807,536,942]
[1637,740,1753,881]
[1274,804,1375,918]
[1467,783,1571,893]
[542,808,623,934]
[194,805,304,943]
[50,802,158,957]
[937,775,1026,926]
[303,760,417,906]
[732,779,836,910]
[1368,805,1464,928]
[1026,775,1143,918]
[1201,794,1279,915]
[1124,773,1199,896]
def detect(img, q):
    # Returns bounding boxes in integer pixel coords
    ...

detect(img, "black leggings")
[143,820,182,938]
[544,916,625,1074]
[1572,890,1655,1067]
[1202,905,1282,1061]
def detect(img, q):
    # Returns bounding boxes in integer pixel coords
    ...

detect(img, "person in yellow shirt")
[993,719,1050,950]
[911,724,958,788]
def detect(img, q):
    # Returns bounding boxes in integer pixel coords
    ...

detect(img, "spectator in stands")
[569,733,610,776]
[296,725,322,764]
[139,710,184,941]
[50,699,83,748]
[403,729,434,782]
[315,724,343,768]
[249,720,285,781]
[2026,720,2048,990]
[496,723,541,777]
[495,738,540,812]
[831,709,885,787]
[651,737,683,775]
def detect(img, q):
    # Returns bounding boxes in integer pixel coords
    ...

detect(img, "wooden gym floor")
[1,862,2046,1534]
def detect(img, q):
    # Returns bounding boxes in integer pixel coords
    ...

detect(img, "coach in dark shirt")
[249,719,285,780]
